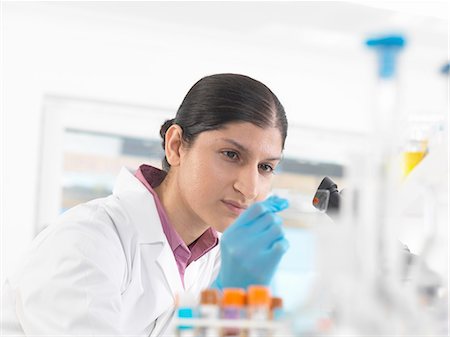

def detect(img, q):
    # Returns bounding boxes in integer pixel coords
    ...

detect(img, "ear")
[165,125,184,167]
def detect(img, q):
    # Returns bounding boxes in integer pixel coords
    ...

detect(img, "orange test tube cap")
[247,285,271,306]
[201,289,220,305]
[270,297,283,310]
[222,288,246,307]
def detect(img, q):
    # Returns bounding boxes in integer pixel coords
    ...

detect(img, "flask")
[402,125,429,177]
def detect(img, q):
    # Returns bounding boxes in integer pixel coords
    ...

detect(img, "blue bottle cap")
[365,34,406,79]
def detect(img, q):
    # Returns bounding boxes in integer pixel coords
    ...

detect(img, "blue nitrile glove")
[212,195,290,290]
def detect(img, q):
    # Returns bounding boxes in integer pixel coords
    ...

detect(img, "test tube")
[199,288,220,337]
[221,288,246,337]
[247,286,271,337]
[269,297,284,321]
[176,307,195,337]
[176,292,197,337]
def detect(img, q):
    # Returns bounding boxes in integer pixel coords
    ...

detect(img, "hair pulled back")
[160,73,287,171]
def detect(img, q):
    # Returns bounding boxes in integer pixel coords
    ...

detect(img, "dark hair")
[160,73,288,171]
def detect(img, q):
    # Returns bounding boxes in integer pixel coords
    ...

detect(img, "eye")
[222,151,239,161]
[259,163,274,174]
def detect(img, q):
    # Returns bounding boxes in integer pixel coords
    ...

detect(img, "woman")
[2,73,290,336]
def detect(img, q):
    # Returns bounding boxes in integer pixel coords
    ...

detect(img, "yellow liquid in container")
[403,151,426,177]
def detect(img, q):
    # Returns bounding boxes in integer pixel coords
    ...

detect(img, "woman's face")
[175,122,283,233]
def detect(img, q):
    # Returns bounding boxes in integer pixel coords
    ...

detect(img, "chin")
[212,220,234,233]
[213,224,227,234]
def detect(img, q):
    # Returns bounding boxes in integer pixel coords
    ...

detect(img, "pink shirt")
[135,164,219,286]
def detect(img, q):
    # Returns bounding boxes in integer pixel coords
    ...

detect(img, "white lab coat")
[1,167,221,336]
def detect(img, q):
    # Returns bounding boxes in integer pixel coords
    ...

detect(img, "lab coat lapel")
[149,305,176,337]
[113,167,184,295]
[184,259,201,291]
[155,243,184,295]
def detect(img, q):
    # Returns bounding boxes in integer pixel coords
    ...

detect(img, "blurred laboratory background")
[1,1,448,335]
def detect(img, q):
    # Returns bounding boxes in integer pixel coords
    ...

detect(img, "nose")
[233,166,259,201]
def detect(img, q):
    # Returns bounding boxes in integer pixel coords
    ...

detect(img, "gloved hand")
[212,195,290,289]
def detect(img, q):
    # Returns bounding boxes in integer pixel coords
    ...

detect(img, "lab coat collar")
[113,167,166,244]
[113,167,184,294]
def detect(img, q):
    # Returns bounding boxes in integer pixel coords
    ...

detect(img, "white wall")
[1,2,448,281]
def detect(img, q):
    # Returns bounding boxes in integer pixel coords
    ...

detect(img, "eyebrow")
[220,138,282,161]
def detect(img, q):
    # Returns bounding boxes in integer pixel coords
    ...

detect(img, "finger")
[259,237,289,268]
[241,212,283,234]
[254,223,285,249]
[263,195,289,213]
[234,202,271,226]
[235,196,289,226]
[270,236,290,253]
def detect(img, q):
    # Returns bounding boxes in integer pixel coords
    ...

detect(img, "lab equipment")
[247,286,271,337]
[291,33,446,336]
[312,176,441,287]
[275,188,331,228]
[366,35,405,79]
[221,288,246,337]
[440,62,449,75]
[212,196,289,289]
[269,297,284,321]
[323,32,445,335]
[172,287,289,337]
[312,176,341,214]
[199,289,220,337]
[402,137,428,177]
[176,308,195,337]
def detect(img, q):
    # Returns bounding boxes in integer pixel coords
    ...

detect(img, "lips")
[222,200,248,216]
